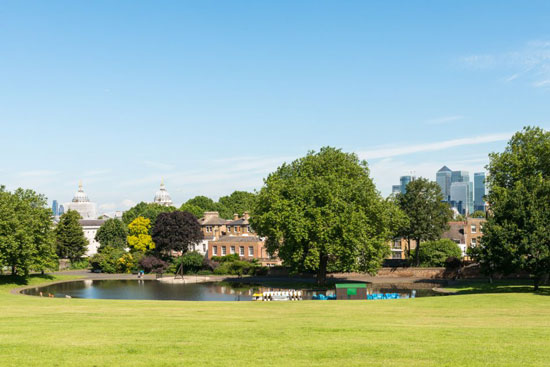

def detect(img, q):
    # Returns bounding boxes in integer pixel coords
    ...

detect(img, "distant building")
[58,204,65,216]
[399,175,415,194]
[436,166,452,201]
[441,218,485,257]
[52,200,59,217]
[474,172,486,211]
[153,180,173,207]
[79,219,106,256]
[450,181,470,215]
[64,182,97,219]
[451,170,469,184]
[391,185,401,195]
[198,211,280,266]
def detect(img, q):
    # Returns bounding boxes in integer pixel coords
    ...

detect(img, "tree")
[151,211,203,255]
[0,186,57,276]
[178,203,204,219]
[55,210,88,263]
[127,217,155,252]
[396,178,453,266]
[470,210,486,219]
[412,239,462,267]
[474,126,550,290]
[174,251,204,274]
[122,202,176,226]
[252,147,394,284]
[95,219,128,250]
[218,191,257,218]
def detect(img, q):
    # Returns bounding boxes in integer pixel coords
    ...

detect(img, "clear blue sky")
[1,1,549,212]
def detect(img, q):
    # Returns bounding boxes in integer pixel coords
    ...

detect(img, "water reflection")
[22,280,440,301]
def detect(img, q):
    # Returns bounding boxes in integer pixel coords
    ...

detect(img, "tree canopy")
[151,211,203,255]
[122,202,176,226]
[252,147,394,284]
[55,210,88,263]
[473,126,550,290]
[127,216,155,252]
[0,186,57,276]
[395,178,453,266]
[95,218,128,250]
[413,239,462,267]
[218,191,257,219]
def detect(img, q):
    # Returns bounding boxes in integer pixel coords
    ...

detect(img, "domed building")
[153,180,173,207]
[64,181,97,219]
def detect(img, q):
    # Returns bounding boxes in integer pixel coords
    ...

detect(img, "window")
[206,226,212,233]
[239,246,244,256]
[247,225,251,233]
[213,246,217,255]
[471,225,477,233]
[230,246,235,254]
[392,252,402,259]
[392,239,401,249]
[471,238,477,247]
[221,246,227,255]
[248,246,254,257]
[227,226,232,233]
[203,244,206,252]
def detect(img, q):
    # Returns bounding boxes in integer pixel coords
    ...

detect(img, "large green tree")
[151,211,203,255]
[95,218,128,250]
[218,191,257,218]
[396,178,453,266]
[474,127,550,290]
[122,202,176,226]
[0,186,57,276]
[55,210,88,262]
[252,147,394,284]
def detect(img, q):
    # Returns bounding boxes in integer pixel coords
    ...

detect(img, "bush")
[70,259,90,270]
[139,255,168,273]
[89,246,125,273]
[172,251,204,274]
[196,269,213,275]
[214,260,255,276]
[211,254,239,263]
[445,256,462,270]
[117,252,141,273]
[413,239,462,267]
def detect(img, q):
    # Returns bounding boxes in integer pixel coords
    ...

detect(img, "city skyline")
[1,2,548,210]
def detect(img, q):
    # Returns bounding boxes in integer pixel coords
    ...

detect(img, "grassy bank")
[0,275,549,366]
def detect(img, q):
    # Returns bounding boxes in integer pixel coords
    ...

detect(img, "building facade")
[153,180,173,207]
[474,172,486,211]
[79,219,106,256]
[64,182,97,219]
[436,166,452,201]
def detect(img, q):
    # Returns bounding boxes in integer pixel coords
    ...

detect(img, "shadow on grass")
[449,279,550,296]
[0,274,55,286]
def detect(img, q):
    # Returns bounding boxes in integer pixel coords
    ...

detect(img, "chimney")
[243,211,250,220]
[233,213,239,220]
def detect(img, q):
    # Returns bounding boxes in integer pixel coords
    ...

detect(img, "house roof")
[441,222,465,244]
[79,219,106,227]
[213,236,262,243]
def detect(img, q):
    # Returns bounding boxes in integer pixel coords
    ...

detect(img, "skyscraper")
[451,170,470,184]
[474,172,486,211]
[399,175,414,194]
[436,166,452,201]
[450,181,470,215]
[392,185,401,195]
[52,200,59,217]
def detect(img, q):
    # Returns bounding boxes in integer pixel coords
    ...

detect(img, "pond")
[21,279,442,301]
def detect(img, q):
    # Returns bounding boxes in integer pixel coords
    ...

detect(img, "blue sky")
[1,1,549,212]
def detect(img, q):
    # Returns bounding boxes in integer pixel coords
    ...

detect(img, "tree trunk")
[406,238,411,259]
[11,264,16,276]
[414,239,421,267]
[534,276,540,292]
[317,253,328,285]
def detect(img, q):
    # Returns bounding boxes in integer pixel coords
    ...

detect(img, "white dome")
[72,181,90,203]
[154,181,173,206]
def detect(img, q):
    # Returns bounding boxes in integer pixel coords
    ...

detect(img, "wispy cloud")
[143,160,176,170]
[461,40,550,88]
[358,132,512,160]
[426,115,464,125]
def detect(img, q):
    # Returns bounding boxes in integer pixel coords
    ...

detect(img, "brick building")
[198,211,280,266]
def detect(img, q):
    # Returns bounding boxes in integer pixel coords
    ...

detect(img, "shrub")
[413,239,462,267]
[89,246,125,273]
[172,251,204,274]
[139,255,168,273]
[211,254,239,263]
[445,256,462,270]
[117,252,141,273]
[213,260,255,276]
[70,259,90,270]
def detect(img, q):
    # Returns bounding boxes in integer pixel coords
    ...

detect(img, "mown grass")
[0,275,549,366]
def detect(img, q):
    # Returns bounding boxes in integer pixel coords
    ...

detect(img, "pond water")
[21,279,440,301]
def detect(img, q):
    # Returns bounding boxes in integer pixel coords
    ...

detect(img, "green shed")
[335,283,367,300]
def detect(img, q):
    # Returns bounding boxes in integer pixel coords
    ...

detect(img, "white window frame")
[239,246,244,256]
[230,246,235,254]
[221,246,226,255]
[213,246,217,255]
[248,246,254,257]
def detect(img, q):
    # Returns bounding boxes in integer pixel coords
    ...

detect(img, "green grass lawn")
[0,275,549,367]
